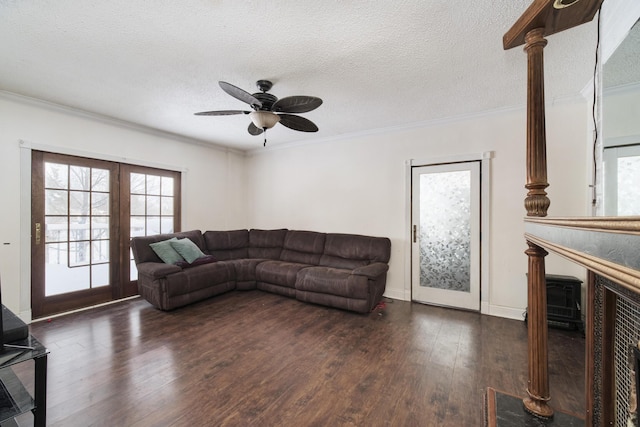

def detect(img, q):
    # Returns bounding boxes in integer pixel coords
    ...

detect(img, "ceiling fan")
[195,80,322,146]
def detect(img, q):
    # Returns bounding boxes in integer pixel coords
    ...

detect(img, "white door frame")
[403,152,492,314]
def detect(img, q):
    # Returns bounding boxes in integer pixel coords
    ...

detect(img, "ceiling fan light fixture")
[249,111,280,130]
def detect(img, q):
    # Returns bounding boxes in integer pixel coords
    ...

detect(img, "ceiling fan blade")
[278,114,319,132]
[219,81,262,108]
[272,96,323,113]
[194,110,250,116]
[248,122,264,135]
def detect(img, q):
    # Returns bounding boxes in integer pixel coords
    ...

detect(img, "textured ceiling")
[0,1,601,151]
[604,19,640,88]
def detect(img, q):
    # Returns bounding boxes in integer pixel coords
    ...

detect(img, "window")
[604,144,640,215]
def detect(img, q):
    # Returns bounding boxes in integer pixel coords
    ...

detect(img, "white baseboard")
[386,295,525,321]
[485,304,527,321]
[481,301,490,315]
[383,288,408,301]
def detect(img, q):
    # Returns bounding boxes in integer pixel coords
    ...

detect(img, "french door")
[411,161,480,310]
[31,151,180,318]
[121,163,181,285]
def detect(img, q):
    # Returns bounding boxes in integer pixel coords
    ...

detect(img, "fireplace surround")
[525,217,640,425]
[592,274,640,426]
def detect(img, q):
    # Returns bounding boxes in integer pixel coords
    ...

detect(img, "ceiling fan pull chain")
[263,128,267,146]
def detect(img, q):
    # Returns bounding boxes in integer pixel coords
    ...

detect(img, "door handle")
[413,225,417,243]
[35,223,41,245]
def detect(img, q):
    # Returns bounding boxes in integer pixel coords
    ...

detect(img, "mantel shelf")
[524,216,640,295]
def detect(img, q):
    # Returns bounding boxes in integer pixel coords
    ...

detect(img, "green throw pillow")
[170,238,206,264]
[149,238,185,264]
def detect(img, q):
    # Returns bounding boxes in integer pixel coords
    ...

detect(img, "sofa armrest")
[351,262,389,279]
[136,262,182,279]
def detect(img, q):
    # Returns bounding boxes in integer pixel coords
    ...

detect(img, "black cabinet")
[525,274,583,331]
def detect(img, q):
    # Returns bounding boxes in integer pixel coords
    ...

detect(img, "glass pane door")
[129,171,176,282]
[31,151,118,318]
[32,152,182,318]
[44,162,110,296]
[411,161,480,310]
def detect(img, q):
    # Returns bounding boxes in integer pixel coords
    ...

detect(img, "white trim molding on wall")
[19,146,32,322]
[1,90,243,156]
[404,151,493,314]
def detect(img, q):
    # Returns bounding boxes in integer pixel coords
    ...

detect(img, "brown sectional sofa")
[130,229,391,313]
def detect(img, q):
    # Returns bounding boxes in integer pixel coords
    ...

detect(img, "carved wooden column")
[524,241,552,417]
[523,27,552,418]
[524,27,549,217]
[503,1,605,423]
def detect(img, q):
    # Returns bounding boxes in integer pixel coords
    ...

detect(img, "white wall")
[0,92,591,321]
[0,93,247,319]
[603,86,640,144]
[246,101,590,319]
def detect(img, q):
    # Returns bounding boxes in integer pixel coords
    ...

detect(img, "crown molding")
[247,95,587,156]
[0,90,245,157]
[1,89,589,158]
[603,81,640,97]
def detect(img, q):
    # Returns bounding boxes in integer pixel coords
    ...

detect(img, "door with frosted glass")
[411,161,480,310]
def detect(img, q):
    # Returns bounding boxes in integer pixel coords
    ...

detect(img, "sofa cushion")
[203,229,249,260]
[295,290,370,314]
[175,255,217,269]
[256,260,310,288]
[229,258,266,282]
[131,230,204,264]
[170,238,206,263]
[280,230,326,265]
[136,261,182,279]
[248,229,287,259]
[165,261,235,297]
[296,266,369,299]
[257,282,297,298]
[149,238,183,264]
[319,233,391,269]
[352,263,389,278]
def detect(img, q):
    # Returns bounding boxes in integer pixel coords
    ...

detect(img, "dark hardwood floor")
[22,291,584,426]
